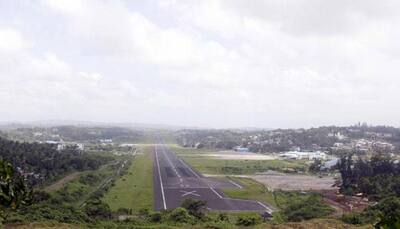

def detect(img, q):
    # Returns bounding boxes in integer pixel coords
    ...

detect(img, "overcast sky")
[0,0,400,128]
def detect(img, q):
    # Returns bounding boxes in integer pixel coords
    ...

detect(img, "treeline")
[338,154,400,199]
[338,155,400,227]
[5,126,144,143]
[176,125,400,153]
[0,137,113,186]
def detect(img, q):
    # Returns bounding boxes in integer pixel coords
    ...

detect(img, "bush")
[282,194,333,222]
[79,174,100,185]
[32,190,51,202]
[84,199,112,219]
[138,208,150,217]
[149,212,162,222]
[116,207,130,215]
[342,213,363,224]
[236,213,262,226]
[169,207,193,223]
[217,212,229,222]
[181,198,207,219]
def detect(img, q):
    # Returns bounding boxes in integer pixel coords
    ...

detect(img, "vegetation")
[223,177,333,223]
[0,137,113,186]
[176,125,400,153]
[222,177,276,207]
[5,126,144,144]
[277,193,333,222]
[338,154,400,199]
[0,160,32,223]
[102,146,153,212]
[180,156,306,174]
[338,154,400,227]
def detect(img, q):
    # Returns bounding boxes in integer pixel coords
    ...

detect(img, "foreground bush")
[169,207,194,223]
[236,213,262,226]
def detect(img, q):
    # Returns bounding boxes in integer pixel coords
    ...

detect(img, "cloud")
[0,28,28,52]
[0,1,399,128]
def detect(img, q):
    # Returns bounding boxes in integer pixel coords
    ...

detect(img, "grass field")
[103,145,154,212]
[170,145,307,175]
[222,177,277,207]
[182,156,306,175]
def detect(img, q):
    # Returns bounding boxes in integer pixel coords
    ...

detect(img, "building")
[76,143,84,151]
[280,151,327,160]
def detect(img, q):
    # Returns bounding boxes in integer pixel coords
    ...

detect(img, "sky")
[0,0,400,129]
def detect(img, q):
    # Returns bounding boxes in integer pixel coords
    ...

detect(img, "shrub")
[79,174,100,185]
[181,198,207,219]
[149,212,162,222]
[236,213,262,226]
[116,207,130,215]
[169,207,193,223]
[282,194,333,222]
[342,213,363,224]
[84,199,112,219]
[217,212,229,222]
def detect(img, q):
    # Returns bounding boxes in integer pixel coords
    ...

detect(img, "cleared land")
[250,171,337,191]
[172,146,307,175]
[44,171,82,193]
[103,146,153,212]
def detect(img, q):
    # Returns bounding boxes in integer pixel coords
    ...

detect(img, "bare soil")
[44,172,81,192]
[249,171,337,191]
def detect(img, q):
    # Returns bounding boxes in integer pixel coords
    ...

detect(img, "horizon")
[0,119,398,130]
[1,1,400,128]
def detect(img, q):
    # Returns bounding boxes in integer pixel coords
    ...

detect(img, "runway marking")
[160,144,276,213]
[228,180,243,189]
[178,157,226,199]
[162,147,181,178]
[155,146,167,210]
[178,159,200,178]
[180,190,200,197]
[210,187,223,199]
[257,201,273,214]
[164,187,211,189]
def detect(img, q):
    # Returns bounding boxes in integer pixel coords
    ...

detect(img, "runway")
[153,143,275,213]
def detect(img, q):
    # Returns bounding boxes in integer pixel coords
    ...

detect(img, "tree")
[0,160,32,223]
[309,159,323,173]
[374,197,400,229]
[180,198,207,219]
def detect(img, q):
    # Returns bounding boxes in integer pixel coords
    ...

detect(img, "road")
[153,143,275,213]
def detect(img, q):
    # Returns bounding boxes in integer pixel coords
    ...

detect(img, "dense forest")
[338,155,400,227]
[338,154,400,199]
[0,137,113,186]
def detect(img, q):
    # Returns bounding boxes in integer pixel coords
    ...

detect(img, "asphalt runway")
[153,144,275,213]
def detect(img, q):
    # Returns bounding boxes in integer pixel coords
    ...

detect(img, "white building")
[280,151,327,160]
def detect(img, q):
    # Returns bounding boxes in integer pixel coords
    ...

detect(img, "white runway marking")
[162,147,181,178]
[155,146,167,210]
[228,179,243,189]
[178,158,201,178]
[210,187,223,199]
[180,190,201,197]
[257,201,273,214]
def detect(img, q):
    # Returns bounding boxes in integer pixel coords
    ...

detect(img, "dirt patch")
[44,172,81,192]
[320,190,371,216]
[250,171,337,191]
